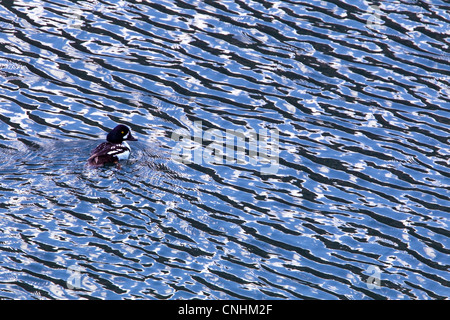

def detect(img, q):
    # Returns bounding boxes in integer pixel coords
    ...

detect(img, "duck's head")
[106,124,138,143]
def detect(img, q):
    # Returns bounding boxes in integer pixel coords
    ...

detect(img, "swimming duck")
[87,124,137,168]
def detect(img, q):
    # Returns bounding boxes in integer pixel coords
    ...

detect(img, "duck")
[87,124,138,168]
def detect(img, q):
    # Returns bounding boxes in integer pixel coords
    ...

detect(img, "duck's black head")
[106,125,138,143]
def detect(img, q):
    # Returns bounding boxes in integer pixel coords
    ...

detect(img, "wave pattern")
[0,0,449,299]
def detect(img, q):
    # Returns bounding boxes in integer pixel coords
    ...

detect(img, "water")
[0,0,449,300]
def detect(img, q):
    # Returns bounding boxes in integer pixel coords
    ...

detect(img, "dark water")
[0,0,449,300]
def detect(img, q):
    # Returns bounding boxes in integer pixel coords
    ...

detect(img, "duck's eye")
[121,131,125,135]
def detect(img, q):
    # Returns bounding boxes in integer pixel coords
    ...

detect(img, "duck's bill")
[125,132,138,141]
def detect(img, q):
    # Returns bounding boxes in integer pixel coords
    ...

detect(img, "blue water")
[0,0,449,299]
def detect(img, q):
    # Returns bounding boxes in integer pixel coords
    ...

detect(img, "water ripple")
[0,0,449,300]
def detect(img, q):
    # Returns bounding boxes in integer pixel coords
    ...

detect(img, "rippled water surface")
[0,0,449,300]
